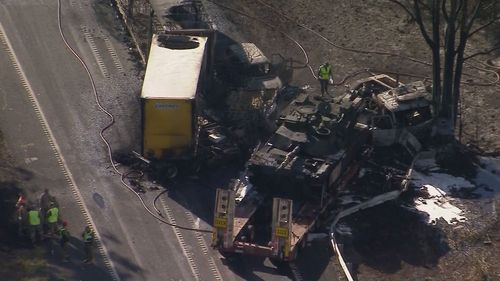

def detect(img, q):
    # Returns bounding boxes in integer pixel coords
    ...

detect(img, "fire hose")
[57,0,211,233]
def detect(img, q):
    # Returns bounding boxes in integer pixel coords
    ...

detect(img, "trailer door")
[213,189,235,249]
[271,198,293,260]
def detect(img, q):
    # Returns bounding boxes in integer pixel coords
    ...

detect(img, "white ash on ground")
[406,154,500,226]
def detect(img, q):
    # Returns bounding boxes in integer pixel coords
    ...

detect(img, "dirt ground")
[208,0,499,155]
[336,200,500,281]
[204,0,500,280]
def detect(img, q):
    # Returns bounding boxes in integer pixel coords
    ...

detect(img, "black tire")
[269,257,288,269]
[165,163,179,179]
[218,250,240,261]
[190,160,202,174]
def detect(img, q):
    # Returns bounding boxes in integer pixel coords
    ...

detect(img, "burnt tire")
[165,164,179,179]
[190,160,202,174]
[269,257,288,270]
[218,250,240,261]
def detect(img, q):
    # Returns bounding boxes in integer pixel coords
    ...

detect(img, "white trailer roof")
[141,34,207,100]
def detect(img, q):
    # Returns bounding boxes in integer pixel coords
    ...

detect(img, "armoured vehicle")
[212,75,433,263]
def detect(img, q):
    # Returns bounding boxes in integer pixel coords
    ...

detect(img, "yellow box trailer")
[141,34,208,159]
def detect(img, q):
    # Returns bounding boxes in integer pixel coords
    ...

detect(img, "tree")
[390,0,499,135]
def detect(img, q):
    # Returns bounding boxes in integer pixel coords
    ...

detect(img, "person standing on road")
[317,62,333,96]
[39,189,52,230]
[27,206,42,244]
[58,221,70,261]
[16,192,27,208]
[39,189,52,215]
[46,202,59,237]
[82,226,95,263]
[15,192,27,236]
[16,203,27,237]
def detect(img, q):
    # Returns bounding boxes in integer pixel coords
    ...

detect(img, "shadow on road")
[220,255,295,281]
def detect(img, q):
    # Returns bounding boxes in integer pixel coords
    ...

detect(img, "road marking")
[0,21,120,281]
[160,197,201,281]
[24,157,39,164]
[185,211,224,281]
[103,36,124,73]
[81,25,110,79]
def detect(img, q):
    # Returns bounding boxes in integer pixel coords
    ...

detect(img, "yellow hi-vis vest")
[319,64,332,80]
[28,210,40,226]
[83,230,94,243]
[47,207,59,223]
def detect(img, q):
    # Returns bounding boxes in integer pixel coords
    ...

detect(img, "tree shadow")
[0,182,30,250]
[0,165,34,182]
[294,238,333,281]
[43,236,113,280]
[166,164,241,225]
[342,203,449,275]
[100,232,122,245]
[165,3,212,30]
[41,234,142,281]
[108,250,144,277]
[220,255,294,281]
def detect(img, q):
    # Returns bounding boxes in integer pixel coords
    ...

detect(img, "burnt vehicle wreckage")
[137,34,281,180]
[131,31,434,266]
[211,74,434,264]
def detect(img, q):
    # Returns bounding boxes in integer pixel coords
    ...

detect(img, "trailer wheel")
[165,163,179,179]
[218,250,240,261]
[300,235,307,250]
[190,160,202,174]
[269,258,288,270]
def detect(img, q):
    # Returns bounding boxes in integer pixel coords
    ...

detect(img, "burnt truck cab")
[224,43,282,91]
[219,43,283,140]
[349,75,433,148]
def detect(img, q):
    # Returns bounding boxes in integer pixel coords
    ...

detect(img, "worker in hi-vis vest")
[46,202,59,236]
[27,206,41,243]
[82,226,95,263]
[318,62,333,96]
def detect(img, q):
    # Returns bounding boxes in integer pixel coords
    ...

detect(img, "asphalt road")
[0,0,313,280]
[0,0,204,280]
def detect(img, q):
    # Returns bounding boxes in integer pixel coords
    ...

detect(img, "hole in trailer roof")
[157,35,200,50]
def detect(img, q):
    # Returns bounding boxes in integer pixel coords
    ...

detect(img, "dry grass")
[0,248,49,281]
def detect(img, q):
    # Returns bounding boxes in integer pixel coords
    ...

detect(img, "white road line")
[185,211,224,281]
[103,36,124,73]
[0,22,120,281]
[160,197,201,281]
[81,25,110,79]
